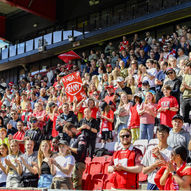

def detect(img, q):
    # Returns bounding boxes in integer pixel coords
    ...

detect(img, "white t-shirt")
[54,155,75,178]
[141,146,172,184]
[143,68,157,88]
[0,156,7,183]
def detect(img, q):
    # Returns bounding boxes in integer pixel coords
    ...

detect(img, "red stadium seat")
[82,173,91,190]
[92,156,106,163]
[89,162,103,175]
[90,174,105,190]
[103,161,110,174]
[103,176,113,190]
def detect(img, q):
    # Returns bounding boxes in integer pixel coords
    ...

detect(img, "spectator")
[108,128,143,189]
[163,68,181,104]
[7,110,20,135]
[25,117,43,151]
[142,125,172,190]
[80,52,88,74]
[64,122,87,190]
[167,114,190,149]
[56,103,78,142]
[78,107,99,158]
[99,102,114,143]
[177,48,189,67]
[180,61,191,125]
[38,140,54,188]
[138,92,157,141]
[51,140,75,189]
[0,128,8,146]
[155,146,191,190]
[104,42,115,56]
[157,85,179,128]
[20,140,38,187]
[5,140,22,188]
[0,143,8,187]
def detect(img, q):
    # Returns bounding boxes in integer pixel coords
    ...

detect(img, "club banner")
[58,50,81,63]
[61,71,86,102]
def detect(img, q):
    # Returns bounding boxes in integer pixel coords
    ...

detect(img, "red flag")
[61,72,86,102]
[58,50,81,63]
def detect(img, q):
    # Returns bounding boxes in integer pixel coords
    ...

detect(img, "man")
[19,140,38,187]
[7,110,20,135]
[108,128,143,190]
[142,125,172,190]
[25,117,43,151]
[143,59,157,91]
[167,114,190,149]
[180,62,191,125]
[64,122,87,190]
[78,107,99,158]
[56,103,78,142]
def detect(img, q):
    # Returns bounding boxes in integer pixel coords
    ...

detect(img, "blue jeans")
[38,174,53,188]
[140,124,154,141]
[147,182,159,190]
[117,123,127,142]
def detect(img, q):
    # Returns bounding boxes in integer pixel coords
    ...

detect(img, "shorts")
[101,131,113,141]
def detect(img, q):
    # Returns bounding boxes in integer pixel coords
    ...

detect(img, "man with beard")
[108,128,143,189]
[64,122,87,190]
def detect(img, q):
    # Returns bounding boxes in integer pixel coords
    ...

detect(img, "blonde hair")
[91,75,99,89]
[145,92,155,104]
[119,92,128,106]
[38,140,52,170]
[9,139,19,156]
[119,128,131,136]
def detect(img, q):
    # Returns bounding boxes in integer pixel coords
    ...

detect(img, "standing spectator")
[104,42,115,56]
[88,50,97,62]
[64,122,87,190]
[78,107,99,158]
[108,128,143,189]
[51,140,75,190]
[20,140,38,187]
[157,85,179,128]
[80,52,88,74]
[180,62,191,125]
[46,67,54,86]
[142,125,172,190]
[167,115,190,149]
[110,51,119,68]
[100,102,114,143]
[138,92,157,141]
[163,68,181,104]
[0,143,8,187]
[128,94,142,142]
[25,117,43,151]
[56,103,78,142]
[5,140,22,188]
[38,140,54,188]
[155,146,191,190]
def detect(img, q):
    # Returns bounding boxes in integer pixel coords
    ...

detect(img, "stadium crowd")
[0,24,191,190]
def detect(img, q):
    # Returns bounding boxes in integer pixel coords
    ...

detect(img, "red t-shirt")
[157,96,179,128]
[79,106,98,119]
[100,109,114,133]
[13,131,25,153]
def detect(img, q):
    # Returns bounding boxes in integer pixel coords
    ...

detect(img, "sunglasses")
[11,113,16,115]
[120,134,130,138]
[167,72,173,75]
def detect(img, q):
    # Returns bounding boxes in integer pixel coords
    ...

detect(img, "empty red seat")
[92,156,106,163]
[103,161,110,174]
[89,162,103,175]
[90,174,105,190]
[103,176,113,190]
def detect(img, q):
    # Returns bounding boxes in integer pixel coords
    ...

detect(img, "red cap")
[106,85,114,89]
[106,64,112,68]
[8,82,14,86]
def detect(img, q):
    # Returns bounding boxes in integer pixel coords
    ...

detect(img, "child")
[0,128,8,147]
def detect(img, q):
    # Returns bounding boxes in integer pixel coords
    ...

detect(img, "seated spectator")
[167,115,190,149]
[5,140,22,188]
[138,92,157,141]
[108,128,143,189]
[7,110,20,135]
[0,143,8,187]
[38,140,54,188]
[157,85,179,128]
[155,146,191,190]
[51,140,75,190]
[20,140,38,187]
[142,125,172,190]
[25,117,43,151]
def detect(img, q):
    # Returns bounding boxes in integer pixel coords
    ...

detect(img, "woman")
[5,140,22,188]
[51,140,75,190]
[0,143,8,187]
[38,140,54,188]
[0,116,6,129]
[138,92,157,140]
[100,102,114,143]
[114,93,132,141]
[155,146,191,190]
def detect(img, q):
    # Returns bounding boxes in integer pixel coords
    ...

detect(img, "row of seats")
[83,139,159,190]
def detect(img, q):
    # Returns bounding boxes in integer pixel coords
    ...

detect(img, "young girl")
[100,102,114,143]
[38,140,54,188]
[0,128,9,146]
[128,94,142,142]
[138,92,157,140]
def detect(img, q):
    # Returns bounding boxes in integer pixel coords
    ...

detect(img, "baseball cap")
[58,140,69,146]
[116,77,124,83]
[166,68,175,74]
[106,64,112,68]
[105,85,114,89]
[172,114,184,122]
